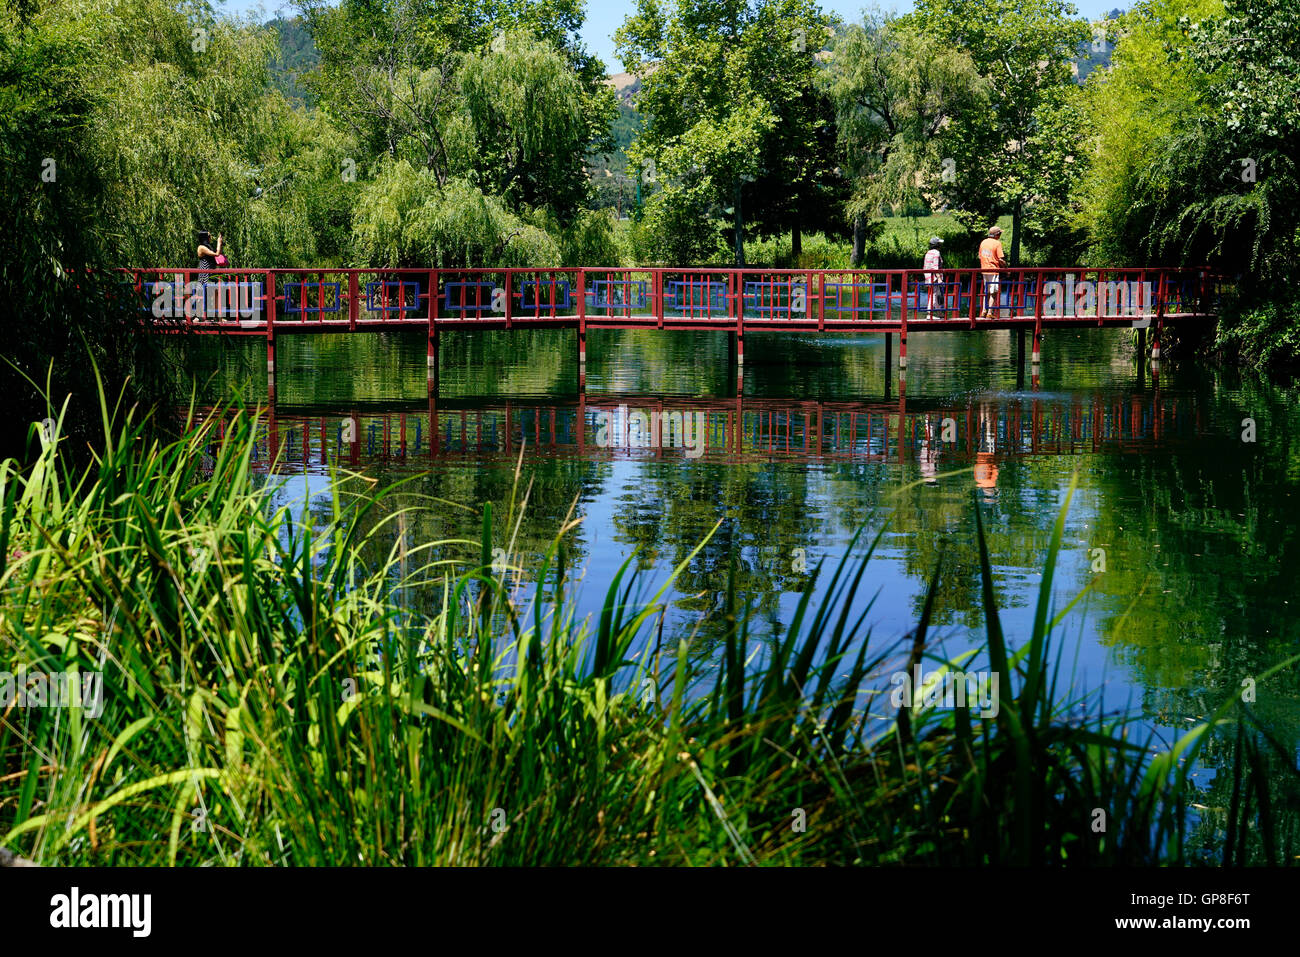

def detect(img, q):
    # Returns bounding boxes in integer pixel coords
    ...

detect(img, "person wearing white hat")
[922,236,944,319]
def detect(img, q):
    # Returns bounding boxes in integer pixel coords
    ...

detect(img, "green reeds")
[0,385,1295,865]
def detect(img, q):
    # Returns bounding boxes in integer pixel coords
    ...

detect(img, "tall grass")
[0,386,1294,865]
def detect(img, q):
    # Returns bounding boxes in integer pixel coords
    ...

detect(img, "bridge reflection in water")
[198,373,1200,480]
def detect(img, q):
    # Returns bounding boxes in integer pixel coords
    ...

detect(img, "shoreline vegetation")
[1,392,1296,866]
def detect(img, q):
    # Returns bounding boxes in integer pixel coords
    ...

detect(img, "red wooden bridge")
[129,265,1221,385]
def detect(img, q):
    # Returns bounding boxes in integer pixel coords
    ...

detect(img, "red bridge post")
[1032,268,1043,364]
[427,269,438,393]
[577,268,587,390]
[1152,270,1166,360]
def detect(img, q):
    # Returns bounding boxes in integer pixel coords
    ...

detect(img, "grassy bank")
[0,395,1291,865]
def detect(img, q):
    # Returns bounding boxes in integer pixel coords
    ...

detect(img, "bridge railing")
[125,265,1221,330]
[583,267,659,323]
[127,268,274,328]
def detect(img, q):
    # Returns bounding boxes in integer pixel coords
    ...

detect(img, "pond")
[182,324,1300,854]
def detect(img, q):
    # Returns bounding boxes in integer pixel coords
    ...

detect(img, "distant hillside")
[1073,10,1125,82]
[268,16,319,105]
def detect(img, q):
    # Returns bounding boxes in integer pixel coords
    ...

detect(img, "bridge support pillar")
[1016,327,1025,367]
[899,333,908,369]
[1137,327,1146,362]
[884,333,892,390]
[1031,328,1041,364]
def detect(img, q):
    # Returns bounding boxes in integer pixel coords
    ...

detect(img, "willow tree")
[0,0,339,457]
[459,29,601,221]
[351,162,560,267]
[299,0,612,223]
[821,15,987,266]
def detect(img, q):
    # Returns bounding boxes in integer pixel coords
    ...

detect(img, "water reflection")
[204,386,1204,471]
[179,325,1300,860]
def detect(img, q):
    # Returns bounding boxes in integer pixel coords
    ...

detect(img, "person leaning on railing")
[978,226,1006,319]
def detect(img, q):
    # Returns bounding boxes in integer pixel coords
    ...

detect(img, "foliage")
[351,162,561,267]
[907,0,1090,264]
[629,182,732,266]
[616,0,836,266]
[267,16,319,104]
[0,0,173,459]
[557,208,625,267]
[1213,289,1300,368]
[299,0,613,227]
[1077,0,1222,267]
[1136,0,1300,281]
[1077,0,1299,362]
[458,29,593,219]
[821,15,987,263]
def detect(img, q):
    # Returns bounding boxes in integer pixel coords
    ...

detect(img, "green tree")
[1137,0,1300,280]
[908,0,1090,265]
[299,0,613,224]
[0,0,342,455]
[459,29,593,219]
[351,162,560,267]
[822,14,987,266]
[1077,0,1221,267]
[616,0,831,266]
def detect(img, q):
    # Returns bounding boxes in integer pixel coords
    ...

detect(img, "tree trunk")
[1010,198,1022,267]
[791,216,802,265]
[851,213,866,268]
[734,178,746,268]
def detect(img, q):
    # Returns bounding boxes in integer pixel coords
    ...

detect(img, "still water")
[184,325,1300,847]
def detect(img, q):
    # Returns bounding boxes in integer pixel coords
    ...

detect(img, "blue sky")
[223,0,1123,72]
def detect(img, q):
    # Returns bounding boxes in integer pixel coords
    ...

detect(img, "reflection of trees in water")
[1079,372,1300,861]
[328,457,602,624]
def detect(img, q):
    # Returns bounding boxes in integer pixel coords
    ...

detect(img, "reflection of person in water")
[974,403,999,498]
[919,416,940,484]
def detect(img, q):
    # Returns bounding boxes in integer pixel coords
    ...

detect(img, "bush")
[559,209,625,266]
[1214,287,1300,369]
[745,232,851,269]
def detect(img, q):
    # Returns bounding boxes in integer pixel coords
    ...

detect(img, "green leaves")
[618,0,835,265]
